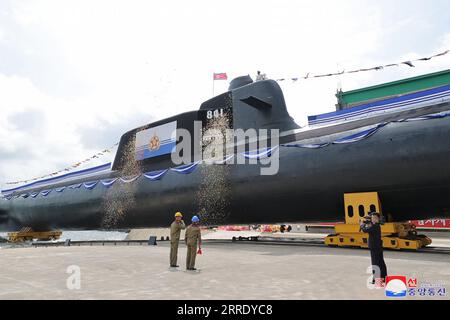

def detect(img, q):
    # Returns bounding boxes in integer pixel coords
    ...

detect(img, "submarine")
[1,75,450,231]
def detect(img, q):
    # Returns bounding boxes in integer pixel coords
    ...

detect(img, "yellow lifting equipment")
[7,227,62,243]
[325,192,432,250]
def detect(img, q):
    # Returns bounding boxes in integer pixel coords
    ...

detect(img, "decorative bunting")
[282,143,330,149]
[243,146,279,160]
[275,50,449,83]
[394,111,450,123]
[119,175,141,183]
[143,169,169,181]
[332,123,388,144]
[211,154,235,165]
[402,61,415,68]
[41,189,52,197]
[83,181,99,190]
[100,178,118,187]
[55,187,66,193]
[170,161,201,174]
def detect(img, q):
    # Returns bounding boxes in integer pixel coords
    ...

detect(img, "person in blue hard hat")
[185,215,202,271]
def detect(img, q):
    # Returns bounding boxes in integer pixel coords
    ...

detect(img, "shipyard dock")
[0,230,449,300]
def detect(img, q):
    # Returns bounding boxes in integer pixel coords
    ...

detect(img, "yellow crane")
[8,227,62,243]
[325,192,432,250]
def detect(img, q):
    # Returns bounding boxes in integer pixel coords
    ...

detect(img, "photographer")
[360,211,387,284]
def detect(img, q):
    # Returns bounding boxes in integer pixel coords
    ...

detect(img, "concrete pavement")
[0,242,449,300]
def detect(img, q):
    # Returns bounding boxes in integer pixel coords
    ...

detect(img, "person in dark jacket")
[360,211,387,284]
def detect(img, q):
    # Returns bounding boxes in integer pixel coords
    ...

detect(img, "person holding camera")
[360,211,387,284]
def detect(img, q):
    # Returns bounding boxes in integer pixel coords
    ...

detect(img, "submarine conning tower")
[112,76,300,171]
[201,75,300,132]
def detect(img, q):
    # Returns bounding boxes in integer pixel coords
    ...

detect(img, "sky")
[0,0,449,188]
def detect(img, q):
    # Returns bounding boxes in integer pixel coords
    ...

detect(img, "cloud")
[7,109,46,132]
[78,112,155,150]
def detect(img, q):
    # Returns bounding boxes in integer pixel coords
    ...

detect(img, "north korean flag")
[213,73,228,80]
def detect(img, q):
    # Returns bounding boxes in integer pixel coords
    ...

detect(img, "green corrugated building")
[336,69,450,111]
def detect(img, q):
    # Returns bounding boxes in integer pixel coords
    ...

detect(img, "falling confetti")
[101,136,141,228]
[196,107,233,226]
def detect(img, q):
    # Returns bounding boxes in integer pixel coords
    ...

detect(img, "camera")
[362,216,371,224]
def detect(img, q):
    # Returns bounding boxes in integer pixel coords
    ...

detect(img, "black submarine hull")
[1,77,450,230]
[1,115,450,230]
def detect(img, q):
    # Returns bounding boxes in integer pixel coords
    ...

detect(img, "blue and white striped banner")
[243,146,279,160]
[308,84,450,126]
[332,123,388,144]
[212,154,235,165]
[119,175,141,183]
[55,186,66,193]
[83,181,99,190]
[143,169,168,181]
[100,178,118,187]
[170,161,201,174]
[281,143,330,149]
[394,111,450,123]
[41,189,52,197]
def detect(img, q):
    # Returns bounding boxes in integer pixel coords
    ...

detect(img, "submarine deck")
[281,100,450,144]
[0,237,449,299]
